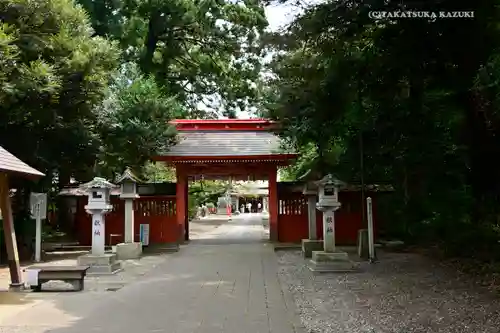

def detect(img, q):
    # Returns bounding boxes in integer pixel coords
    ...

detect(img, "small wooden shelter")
[0,145,44,289]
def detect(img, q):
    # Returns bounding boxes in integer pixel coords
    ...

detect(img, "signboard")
[30,193,47,219]
[140,224,150,246]
[25,268,40,286]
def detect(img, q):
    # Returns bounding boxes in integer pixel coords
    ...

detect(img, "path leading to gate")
[0,213,304,333]
[189,213,270,244]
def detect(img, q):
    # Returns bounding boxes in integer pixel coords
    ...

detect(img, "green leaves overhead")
[0,0,271,190]
[0,0,119,180]
[267,0,500,252]
[96,63,184,178]
[78,0,268,113]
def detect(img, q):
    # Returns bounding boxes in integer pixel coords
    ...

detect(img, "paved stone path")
[190,213,270,244]
[0,214,303,333]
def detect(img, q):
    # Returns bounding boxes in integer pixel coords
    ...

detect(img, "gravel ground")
[276,249,500,333]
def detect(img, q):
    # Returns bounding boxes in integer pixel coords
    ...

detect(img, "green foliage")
[188,180,227,219]
[279,142,318,181]
[0,0,273,246]
[265,0,500,259]
[96,63,184,178]
[189,180,227,205]
[142,161,176,183]
[0,0,119,186]
[0,0,272,190]
[77,0,268,115]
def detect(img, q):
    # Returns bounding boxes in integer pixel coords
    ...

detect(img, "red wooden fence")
[277,191,378,244]
[277,195,309,242]
[74,196,177,246]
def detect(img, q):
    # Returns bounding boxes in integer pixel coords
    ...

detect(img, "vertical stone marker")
[301,181,323,258]
[309,174,357,273]
[77,177,122,275]
[115,168,143,260]
[92,212,105,255]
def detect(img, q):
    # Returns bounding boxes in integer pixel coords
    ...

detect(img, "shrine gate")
[65,118,388,247]
[154,119,297,242]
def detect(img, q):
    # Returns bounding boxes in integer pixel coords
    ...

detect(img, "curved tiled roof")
[161,131,289,157]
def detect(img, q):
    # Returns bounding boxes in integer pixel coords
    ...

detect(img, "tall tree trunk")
[464,90,500,223]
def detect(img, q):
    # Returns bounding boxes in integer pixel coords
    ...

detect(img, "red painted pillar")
[176,168,188,243]
[268,166,279,242]
[184,178,189,241]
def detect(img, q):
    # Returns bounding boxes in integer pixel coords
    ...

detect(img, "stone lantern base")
[77,253,122,275]
[309,251,357,273]
[301,239,323,258]
[115,242,142,260]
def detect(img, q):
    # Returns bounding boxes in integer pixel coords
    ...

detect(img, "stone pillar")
[116,198,143,260]
[301,194,322,258]
[323,210,335,252]
[91,212,105,256]
[124,200,134,243]
[307,195,317,240]
[262,196,268,213]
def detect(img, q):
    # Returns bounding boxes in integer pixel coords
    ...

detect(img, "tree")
[77,0,269,115]
[142,161,176,183]
[265,0,500,258]
[95,63,185,179]
[0,0,119,250]
[0,0,120,183]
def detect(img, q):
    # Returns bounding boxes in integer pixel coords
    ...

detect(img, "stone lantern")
[309,174,356,273]
[77,177,122,274]
[115,168,143,260]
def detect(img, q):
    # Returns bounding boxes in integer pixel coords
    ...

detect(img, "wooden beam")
[154,154,298,165]
[180,162,278,175]
[0,173,22,288]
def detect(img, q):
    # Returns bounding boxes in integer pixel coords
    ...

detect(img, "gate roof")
[155,119,297,164]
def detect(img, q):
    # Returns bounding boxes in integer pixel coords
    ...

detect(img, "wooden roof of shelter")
[0,145,44,179]
[155,119,297,164]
